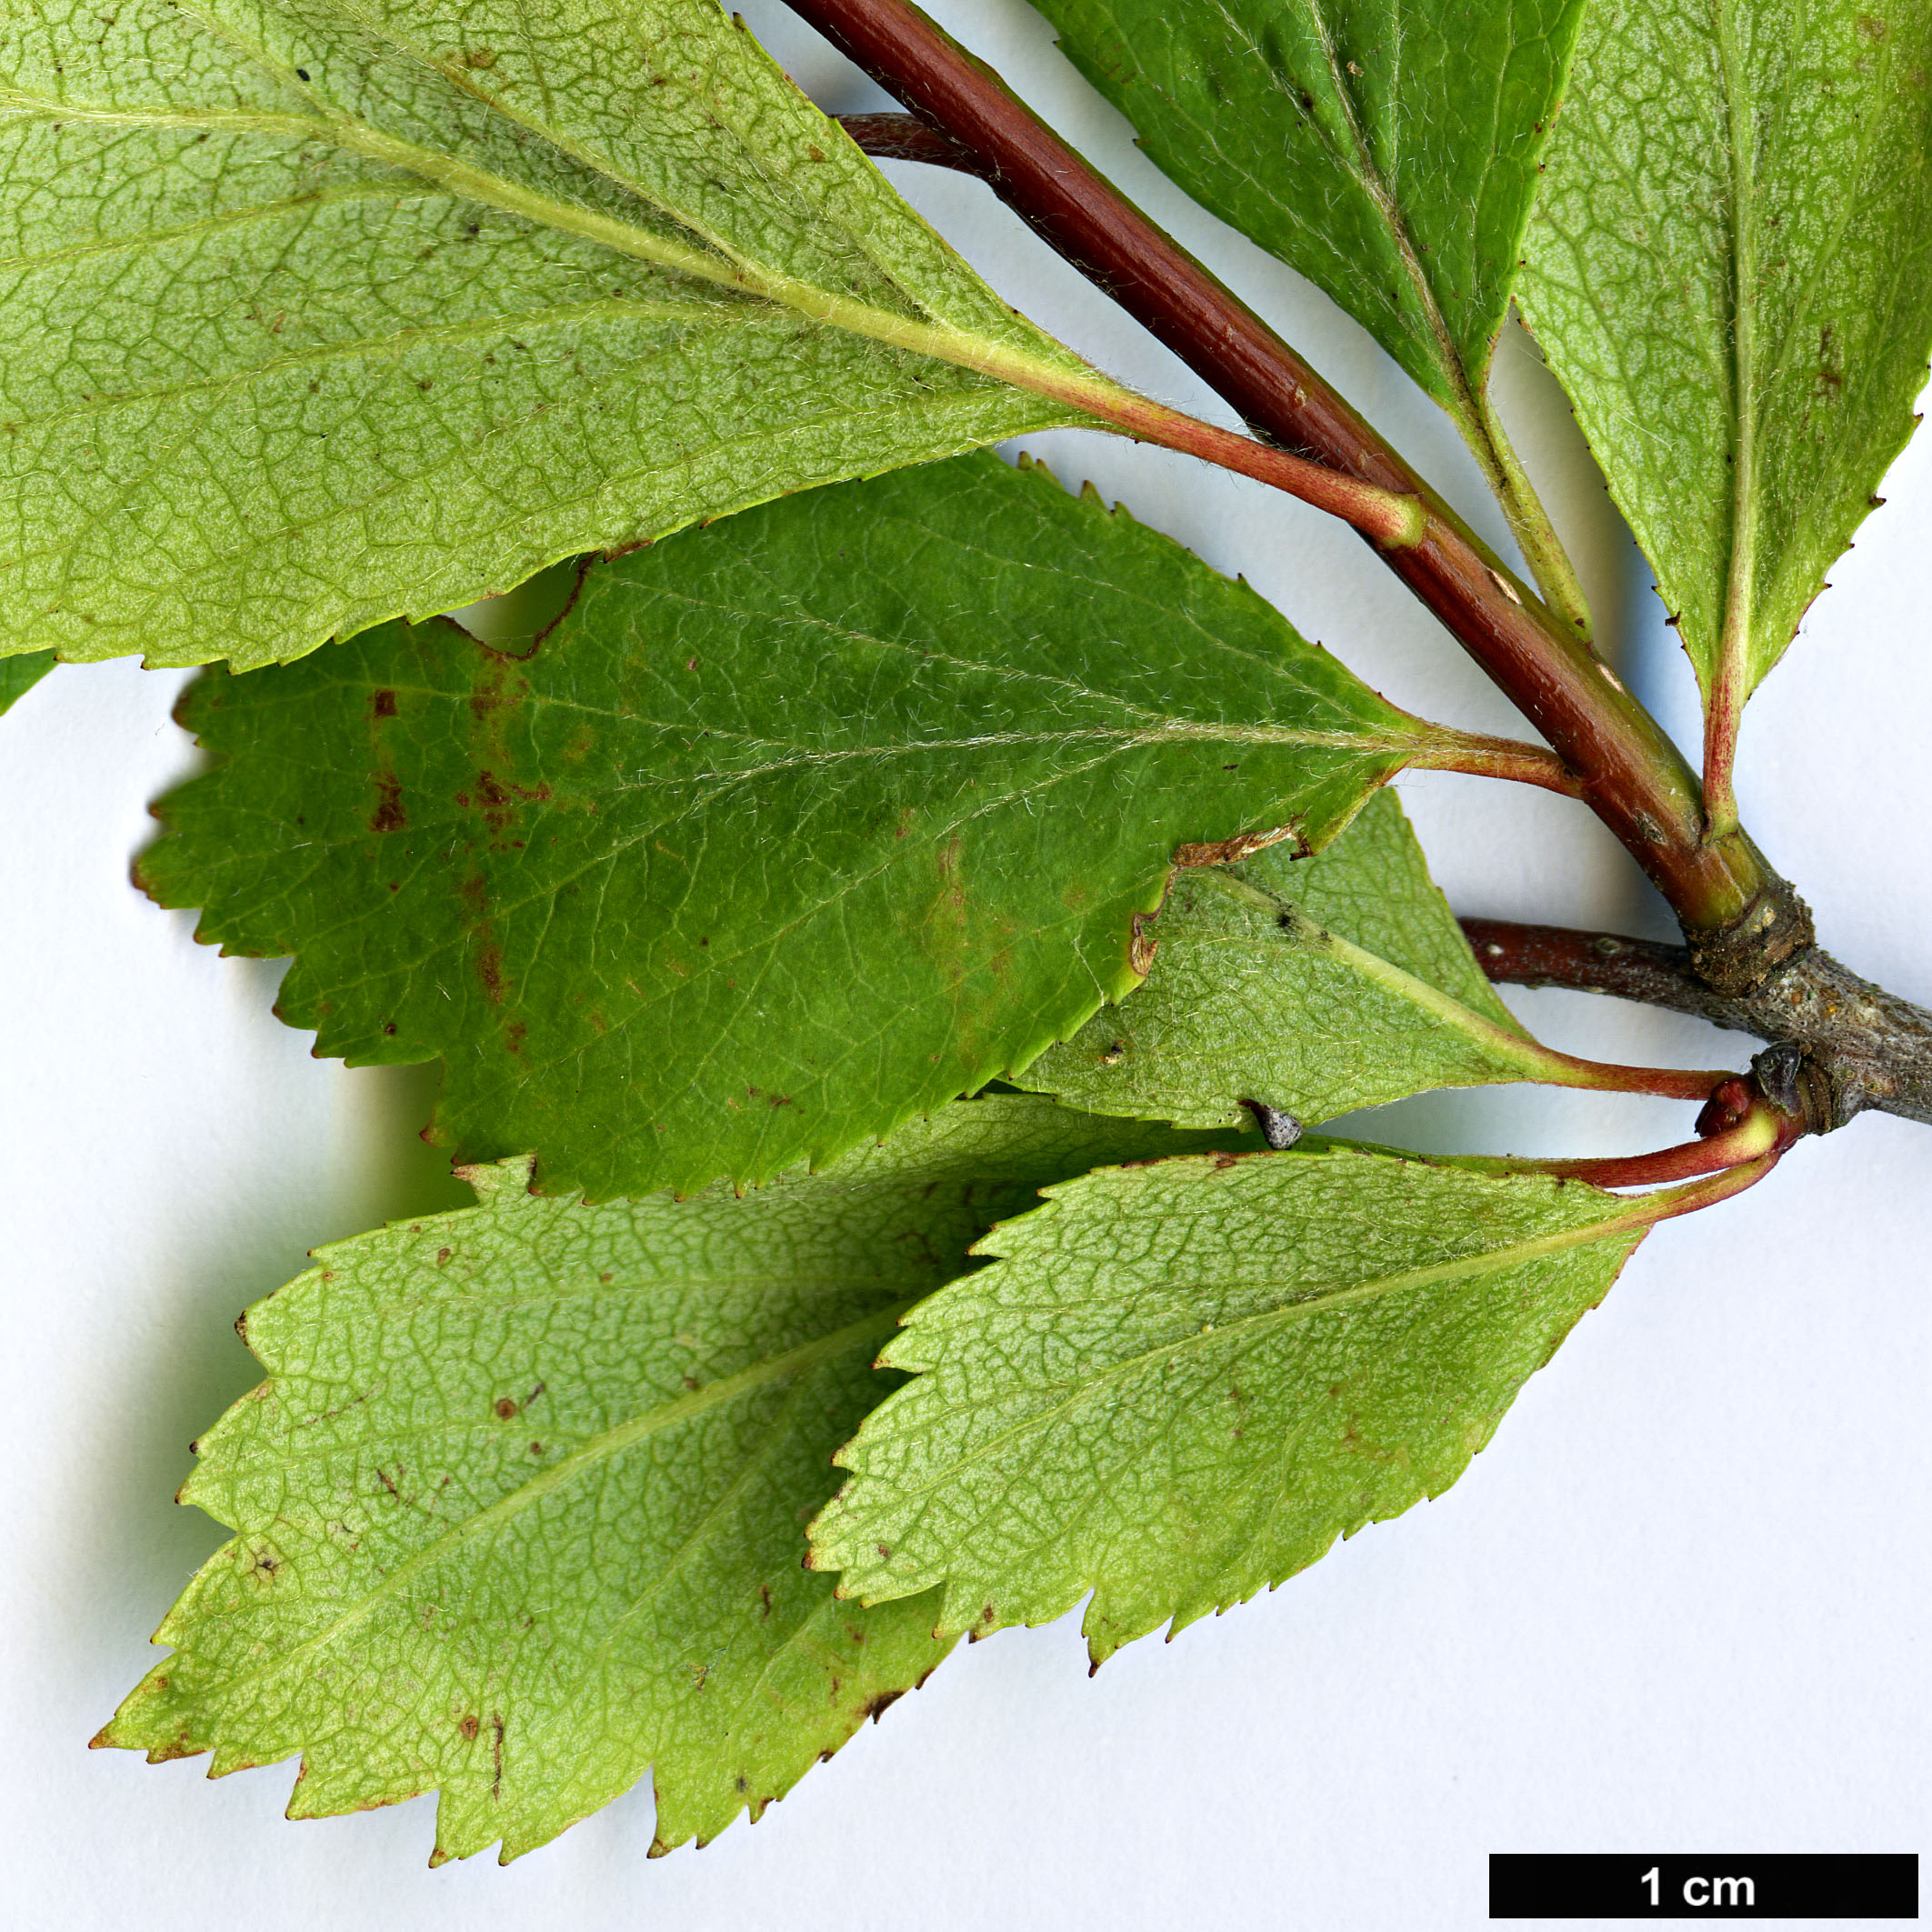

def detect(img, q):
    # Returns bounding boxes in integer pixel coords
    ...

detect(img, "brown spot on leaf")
[495,1396,518,1419]
[477,942,506,1004]
[459,1715,480,1741]
[468,680,510,728]
[1128,914,1157,979]
[369,774,406,834]
[862,1689,905,1723]
[1817,324,1846,400]
[370,687,398,720]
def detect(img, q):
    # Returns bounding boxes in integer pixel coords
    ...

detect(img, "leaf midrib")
[218,618,1402,773]
[265,737,1329,1043]
[191,703,1400,1036]
[855,1183,1643,1505]
[1199,866,1539,1053]
[165,0,783,285]
[967,1248,1466,1625]
[1713,0,1760,709]
[1253,0,1490,417]
[586,1364,824,1666]
[0,85,1079,401]
[176,1300,910,1705]
[304,0,925,312]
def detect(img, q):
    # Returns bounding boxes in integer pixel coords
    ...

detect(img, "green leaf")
[0,0,1100,672]
[137,451,1427,1200]
[1028,0,1589,613]
[1517,0,1932,737]
[1016,786,1565,1130]
[0,646,56,714]
[808,1143,1648,1667]
[97,1096,1244,1863]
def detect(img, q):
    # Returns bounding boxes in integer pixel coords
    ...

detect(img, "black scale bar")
[1490,1853,1918,1919]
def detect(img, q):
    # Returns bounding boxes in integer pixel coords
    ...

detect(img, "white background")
[3,3,1927,1927]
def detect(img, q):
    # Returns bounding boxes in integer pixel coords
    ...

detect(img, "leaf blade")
[0,0,1095,668]
[97,1096,1246,1861]
[136,451,1424,1198]
[808,1144,1647,1665]
[1517,0,1932,738]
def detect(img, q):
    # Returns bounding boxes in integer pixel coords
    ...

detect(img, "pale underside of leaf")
[0,0,1099,668]
[136,452,1425,1199]
[809,1145,1646,1665]
[1026,0,1587,596]
[97,1096,1247,1862]
[1518,0,1932,728]
[1018,786,1547,1129]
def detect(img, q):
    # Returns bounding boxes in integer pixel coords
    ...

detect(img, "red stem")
[834,110,973,167]
[1447,1077,1807,1194]
[811,68,1785,938]
[1635,1145,1788,1221]
[1507,1119,1770,1189]
[1068,390,1426,546]
[1458,918,1714,1014]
